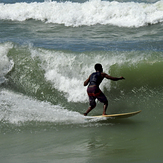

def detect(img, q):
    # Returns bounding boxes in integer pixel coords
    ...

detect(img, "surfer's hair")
[94,63,103,72]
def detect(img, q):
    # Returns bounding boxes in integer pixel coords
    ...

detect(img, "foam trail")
[0,89,86,124]
[0,0,163,27]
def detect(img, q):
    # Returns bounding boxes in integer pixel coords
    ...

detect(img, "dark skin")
[84,71,125,116]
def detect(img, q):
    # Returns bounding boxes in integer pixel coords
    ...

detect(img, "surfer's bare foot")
[84,113,87,116]
[102,113,107,115]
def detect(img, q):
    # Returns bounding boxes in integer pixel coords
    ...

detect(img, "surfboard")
[86,110,141,119]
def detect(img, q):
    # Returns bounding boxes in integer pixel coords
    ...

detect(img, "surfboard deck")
[86,110,141,119]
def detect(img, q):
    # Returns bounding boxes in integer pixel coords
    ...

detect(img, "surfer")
[84,63,125,116]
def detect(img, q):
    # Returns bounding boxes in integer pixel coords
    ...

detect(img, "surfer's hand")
[120,76,125,80]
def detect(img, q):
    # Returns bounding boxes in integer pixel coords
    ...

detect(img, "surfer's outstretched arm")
[102,73,125,81]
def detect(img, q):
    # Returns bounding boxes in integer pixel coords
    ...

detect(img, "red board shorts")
[87,86,108,107]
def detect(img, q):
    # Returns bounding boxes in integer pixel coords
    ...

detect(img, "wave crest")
[0,0,163,27]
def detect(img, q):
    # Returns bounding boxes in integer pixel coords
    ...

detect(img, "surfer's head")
[94,63,103,72]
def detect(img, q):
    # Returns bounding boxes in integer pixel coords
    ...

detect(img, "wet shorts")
[87,86,108,107]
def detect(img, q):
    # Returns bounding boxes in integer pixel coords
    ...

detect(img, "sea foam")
[0,89,85,124]
[0,0,163,27]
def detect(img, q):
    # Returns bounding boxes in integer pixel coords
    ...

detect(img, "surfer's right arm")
[84,75,91,86]
[102,73,125,81]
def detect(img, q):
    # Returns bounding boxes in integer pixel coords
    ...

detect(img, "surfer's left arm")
[102,73,125,81]
[84,75,90,86]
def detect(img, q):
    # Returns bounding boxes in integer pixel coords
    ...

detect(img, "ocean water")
[0,0,163,162]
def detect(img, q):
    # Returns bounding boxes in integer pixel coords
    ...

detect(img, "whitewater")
[0,0,163,27]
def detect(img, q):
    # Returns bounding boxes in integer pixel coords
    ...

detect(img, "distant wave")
[0,0,163,27]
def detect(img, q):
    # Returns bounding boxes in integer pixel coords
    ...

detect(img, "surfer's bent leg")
[103,101,108,115]
[97,91,108,115]
[84,87,97,116]
[84,96,96,116]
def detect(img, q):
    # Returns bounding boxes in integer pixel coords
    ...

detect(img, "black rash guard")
[89,72,104,87]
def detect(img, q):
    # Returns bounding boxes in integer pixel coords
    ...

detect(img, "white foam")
[0,43,14,84]
[0,89,85,124]
[30,48,132,103]
[0,0,163,27]
[31,47,158,103]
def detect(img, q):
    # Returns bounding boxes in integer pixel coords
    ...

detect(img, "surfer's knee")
[104,100,108,106]
[91,103,96,109]
[89,99,96,108]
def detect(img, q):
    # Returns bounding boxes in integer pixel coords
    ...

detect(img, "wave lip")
[0,0,163,27]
